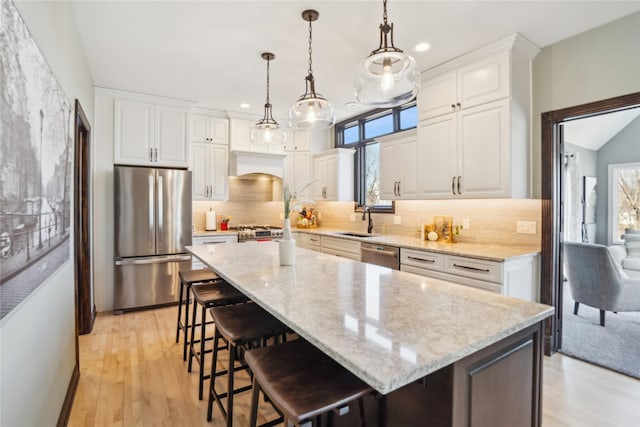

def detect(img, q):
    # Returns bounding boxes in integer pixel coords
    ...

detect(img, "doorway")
[540,92,640,355]
[74,99,94,335]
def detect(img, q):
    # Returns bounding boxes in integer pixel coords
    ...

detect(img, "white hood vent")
[229,150,286,178]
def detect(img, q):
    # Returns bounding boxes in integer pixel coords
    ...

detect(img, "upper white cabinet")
[190,113,228,144]
[283,130,313,200]
[378,129,417,200]
[189,111,229,200]
[418,53,509,119]
[313,148,355,201]
[416,34,539,199]
[114,98,189,167]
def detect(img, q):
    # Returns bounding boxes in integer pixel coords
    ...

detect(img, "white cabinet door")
[229,118,252,152]
[210,144,229,200]
[417,114,458,198]
[156,105,188,167]
[324,154,338,200]
[211,118,228,143]
[190,113,210,143]
[379,131,417,200]
[190,142,209,200]
[313,155,329,200]
[379,141,398,200]
[114,99,154,165]
[457,99,509,197]
[293,151,312,201]
[418,70,457,119]
[457,52,510,110]
[313,149,354,201]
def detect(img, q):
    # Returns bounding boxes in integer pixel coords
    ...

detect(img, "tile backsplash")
[193,198,541,249]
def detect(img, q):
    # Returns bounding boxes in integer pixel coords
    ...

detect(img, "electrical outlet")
[394,215,402,225]
[279,212,284,220]
[463,218,470,229]
[516,220,537,234]
[350,213,356,222]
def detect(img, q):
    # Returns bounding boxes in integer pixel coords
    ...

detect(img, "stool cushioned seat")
[245,339,372,424]
[211,302,288,343]
[179,268,219,284]
[191,281,245,305]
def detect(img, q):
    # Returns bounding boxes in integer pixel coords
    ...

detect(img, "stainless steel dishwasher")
[360,242,400,270]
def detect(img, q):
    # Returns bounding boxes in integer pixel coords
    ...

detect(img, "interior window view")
[1,1,639,427]
[560,108,640,378]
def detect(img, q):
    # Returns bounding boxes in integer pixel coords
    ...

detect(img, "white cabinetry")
[320,236,361,261]
[378,129,417,200]
[191,234,237,269]
[114,99,189,167]
[283,130,312,201]
[313,148,355,201]
[189,112,229,201]
[298,233,321,250]
[400,248,538,301]
[416,34,538,199]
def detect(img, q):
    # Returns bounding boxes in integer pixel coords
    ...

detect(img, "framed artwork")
[433,215,453,243]
[0,0,74,319]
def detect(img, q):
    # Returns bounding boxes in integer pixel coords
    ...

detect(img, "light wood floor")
[68,306,640,427]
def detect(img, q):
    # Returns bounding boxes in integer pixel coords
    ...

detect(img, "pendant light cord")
[307,16,313,76]
[265,56,271,105]
[383,0,388,25]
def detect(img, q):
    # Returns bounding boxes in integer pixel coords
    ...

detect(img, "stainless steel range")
[234,225,283,242]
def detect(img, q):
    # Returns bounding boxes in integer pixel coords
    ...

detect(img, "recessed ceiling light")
[413,42,431,53]
[240,103,251,109]
[345,102,360,108]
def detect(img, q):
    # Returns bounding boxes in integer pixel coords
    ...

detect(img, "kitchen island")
[188,242,553,427]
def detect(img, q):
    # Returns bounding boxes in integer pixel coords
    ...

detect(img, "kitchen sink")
[333,232,379,238]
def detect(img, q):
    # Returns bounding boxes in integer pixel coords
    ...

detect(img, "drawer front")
[300,233,321,249]
[400,248,444,271]
[192,235,237,245]
[321,236,361,255]
[321,247,361,261]
[444,255,502,283]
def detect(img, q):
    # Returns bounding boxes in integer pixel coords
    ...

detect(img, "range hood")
[229,150,286,178]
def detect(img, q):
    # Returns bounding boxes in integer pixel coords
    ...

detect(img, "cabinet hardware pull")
[149,148,153,162]
[202,241,225,244]
[154,148,158,162]
[453,263,490,273]
[407,256,435,263]
[451,103,456,109]
[398,181,402,197]
[457,176,461,194]
[456,102,461,108]
[451,177,456,195]
[361,247,398,257]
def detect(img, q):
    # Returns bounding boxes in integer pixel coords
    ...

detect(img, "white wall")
[532,12,640,198]
[0,1,94,425]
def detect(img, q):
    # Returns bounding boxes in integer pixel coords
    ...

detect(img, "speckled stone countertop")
[188,242,553,394]
[296,228,539,262]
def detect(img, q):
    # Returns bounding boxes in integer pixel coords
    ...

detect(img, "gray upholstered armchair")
[563,242,640,326]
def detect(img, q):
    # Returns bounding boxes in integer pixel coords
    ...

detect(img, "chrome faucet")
[362,206,373,234]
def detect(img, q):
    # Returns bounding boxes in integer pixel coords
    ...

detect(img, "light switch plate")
[463,218,470,229]
[517,220,536,234]
[394,215,402,225]
[350,213,356,222]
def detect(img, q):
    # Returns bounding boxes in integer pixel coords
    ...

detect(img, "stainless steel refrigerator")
[114,166,192,312]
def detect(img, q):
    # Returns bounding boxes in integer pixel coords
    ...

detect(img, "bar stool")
[207,302,291,426]
[188,281,248,400]
[245,339,373,427]
[176,268,220,361]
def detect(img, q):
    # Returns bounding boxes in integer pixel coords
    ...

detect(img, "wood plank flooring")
[68,306,640,427]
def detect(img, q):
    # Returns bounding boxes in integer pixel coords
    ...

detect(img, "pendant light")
[289,9,335,130]
[355,0,419,107]
[251,52,286,145]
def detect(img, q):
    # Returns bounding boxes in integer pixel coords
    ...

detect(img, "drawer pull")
[453,263,490,273]
[362,247,397,257]
[407,256,435,263]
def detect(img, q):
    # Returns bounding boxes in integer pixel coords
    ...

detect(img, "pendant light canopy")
[251,52,286,145]
[289,9,335,130]
[355,0,419,107]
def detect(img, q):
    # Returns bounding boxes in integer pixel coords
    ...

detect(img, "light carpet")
[560,286,640,379]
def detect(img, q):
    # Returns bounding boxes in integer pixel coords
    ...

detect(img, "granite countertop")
[187,242,553,394]
[296,228,539,262]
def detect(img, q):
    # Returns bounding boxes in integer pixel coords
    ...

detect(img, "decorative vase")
[278,239,296,266]
[283,217,292,240]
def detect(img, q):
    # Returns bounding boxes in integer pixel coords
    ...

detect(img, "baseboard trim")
[57,364,80,427]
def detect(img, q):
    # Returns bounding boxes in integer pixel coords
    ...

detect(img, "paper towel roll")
[205,210,217,231]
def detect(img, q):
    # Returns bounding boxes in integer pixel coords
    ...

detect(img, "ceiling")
[70,1,640,123]
[563,107,640,151]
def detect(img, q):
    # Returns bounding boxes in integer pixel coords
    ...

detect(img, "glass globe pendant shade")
[355,50,419,107]
[251,118,286,145]
[289,93,335,130]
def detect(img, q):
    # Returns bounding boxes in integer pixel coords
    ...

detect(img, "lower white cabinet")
[401,248,538,301]
[191,234,237,269]
[320,236,361,261]
[298,233,321,250]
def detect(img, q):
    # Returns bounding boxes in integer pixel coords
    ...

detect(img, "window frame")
[608,162,640,244]
[336,101,417,213]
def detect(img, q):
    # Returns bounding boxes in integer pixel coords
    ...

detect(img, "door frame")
[540,92,640,354]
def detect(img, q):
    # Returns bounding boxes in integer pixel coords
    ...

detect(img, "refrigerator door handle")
[157,175,163,248]
[148,174,155,240]
[115,254,192,266]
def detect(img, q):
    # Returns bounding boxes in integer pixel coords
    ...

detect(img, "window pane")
[617,168,640,237]
[364,113,393,139]
[399,105,418,129]
[343,124,359,145]
[364,143,380,205]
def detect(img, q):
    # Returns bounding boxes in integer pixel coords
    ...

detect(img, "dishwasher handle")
[361,246,398,257]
